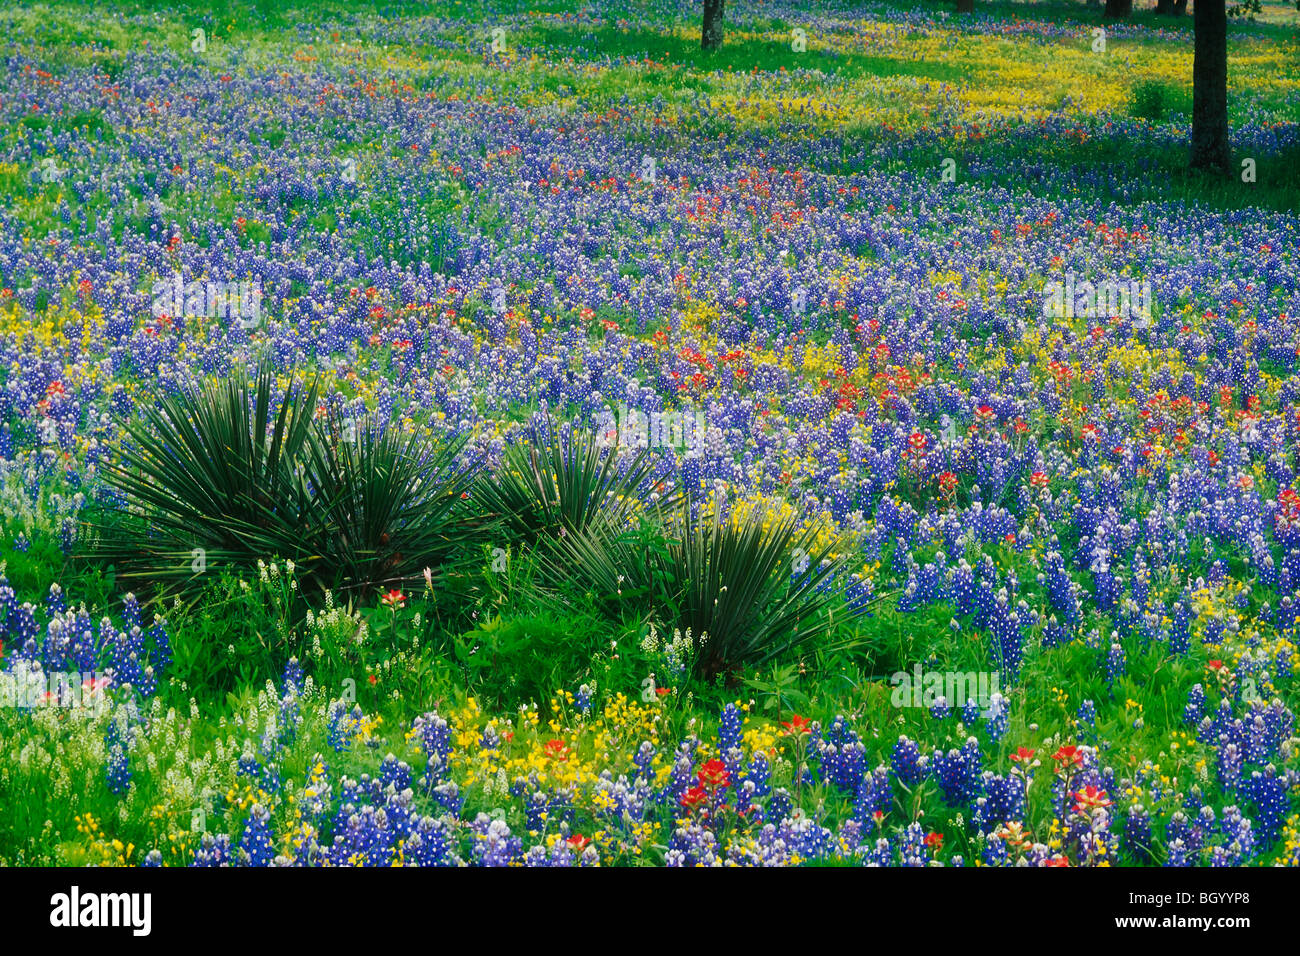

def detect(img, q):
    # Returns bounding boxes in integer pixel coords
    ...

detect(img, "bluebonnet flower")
[973,772,1025,832]
[890,735,926,788]
[1183,683,1206,725]
[1104,642,1126,690]
[768,787,793,822]
[812,716,867,793]
[104,719,131,795]
[1076,699,1098,740]
[191,834,234,867]
[1123,804,1153,863]
[719,702,743,753]
[632,740,656,782]
[982,836,1011,866]
[404,816,460,867]
[666,822,720,867]
[239,804,276,867]
[931,737,982,808]
[1245,766,1287,848]
[983,692,1009,742]
[327,703,362,752]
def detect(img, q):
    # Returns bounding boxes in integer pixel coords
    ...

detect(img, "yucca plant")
[553,495,874,680]
[85,362,485,598]
[543,509,673,612]
[472,417,679,543]
[303,411,484,596]
[85,363,319,589]
[670,500,858,680]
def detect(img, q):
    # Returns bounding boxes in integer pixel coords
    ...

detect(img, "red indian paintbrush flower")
[1051,744,1082,769]
[1073,786,1113,813]
[697,759,730,789]
[782,714,812,735]
[680,786,708,808]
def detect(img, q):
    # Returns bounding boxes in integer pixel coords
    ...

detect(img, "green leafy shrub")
[1130,81,1170,121]
[471,417,678,545]
[553,497,877,680]
[451,608,639,709]
[85,362,481,599]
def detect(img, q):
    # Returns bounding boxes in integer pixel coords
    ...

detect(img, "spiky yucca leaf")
[473,418,677,542]
[552,496,873,679]
[672,501,851,679]
[86,364,319,587]
[303,412,483,595]
[85,362,485,598]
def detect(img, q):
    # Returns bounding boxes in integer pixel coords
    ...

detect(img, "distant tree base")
[1156,0,1174,13]
[1174,0,1188,14]
[955,0,974,13]
[1191,0,1231,174]
[1104,0,1132,17]
[702,0,725,50]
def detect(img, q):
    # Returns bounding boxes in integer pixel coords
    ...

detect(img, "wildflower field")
[2,0,1300,880]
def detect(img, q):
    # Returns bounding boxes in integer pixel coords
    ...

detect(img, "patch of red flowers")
[1051,744,1082,770]
[782,714,811,735]
[697,759,730,790]
[680,786,708,808]
[543,739,569,760]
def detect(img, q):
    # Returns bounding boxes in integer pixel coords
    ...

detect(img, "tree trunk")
[1104,0,1132,17]
[702,0,725,50]
[1191,0,1230,174]
[956,0,974,13]
[1174,0,1187,14]
[1155,0,1174,14]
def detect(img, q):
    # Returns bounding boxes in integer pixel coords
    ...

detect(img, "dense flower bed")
[3,635,1297,866]
[1,1,1299,865]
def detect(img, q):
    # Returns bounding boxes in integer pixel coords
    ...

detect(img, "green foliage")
[84,362,482,599]
[471,418,678,544]
[166,563,304,700]
[1129,80,1169,121]
[452,612,577,708]
[742,661,812,723]
[553,497,878,680]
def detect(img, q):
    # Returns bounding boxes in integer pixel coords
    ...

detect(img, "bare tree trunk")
[1191,0,1230,174]
[956,0,974,13]
[702,0,725,50]
[1174,0,1187,15]
[1104,0,1132,17]
[1155,0,1174,14]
